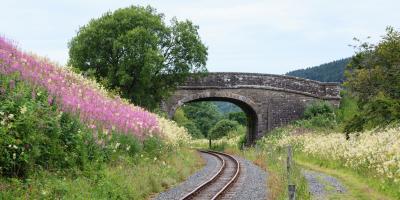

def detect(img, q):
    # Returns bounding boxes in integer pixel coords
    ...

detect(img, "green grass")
[225,146,311,200]
[296,153,395,200]
[0,148,203,200]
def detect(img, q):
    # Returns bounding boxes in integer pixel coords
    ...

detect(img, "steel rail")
[210,151,240,200]
[180,150,240,200]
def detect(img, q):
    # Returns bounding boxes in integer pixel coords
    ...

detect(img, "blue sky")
[1,0,399,74]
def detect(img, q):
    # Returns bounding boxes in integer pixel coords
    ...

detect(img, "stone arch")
[162,72,341,144]
[168,91,260,144]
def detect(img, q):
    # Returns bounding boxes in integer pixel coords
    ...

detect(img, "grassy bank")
[264,125,400,200]
[225,146,311,200]
[0,41,201,199]
[0,147,202,199]
[296,154,391,200]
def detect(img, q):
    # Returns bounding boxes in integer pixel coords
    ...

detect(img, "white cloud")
[1,0,399,74]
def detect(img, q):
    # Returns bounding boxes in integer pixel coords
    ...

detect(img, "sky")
[1,0,399,74]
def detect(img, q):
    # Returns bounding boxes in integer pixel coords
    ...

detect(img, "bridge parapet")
[181,72,341,100]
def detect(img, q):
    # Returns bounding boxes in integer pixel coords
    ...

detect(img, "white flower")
[12,153,16,160]
[20,105,27,114]
[8,114,14,119]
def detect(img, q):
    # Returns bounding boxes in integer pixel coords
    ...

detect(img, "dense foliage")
[286,58,350,82]
[303,101,335,119]
[208,119,240,140]
[1,36,196,199]
[0,71,190,181]
[0,36,159,140]
[0,74,101,178]
[344,27,400,132]
[68,5,208,110]
[181,102,222,137]
[227,111,247,126]
[270,127,400,198]
[289,101,338,131]
[173,108,203,138]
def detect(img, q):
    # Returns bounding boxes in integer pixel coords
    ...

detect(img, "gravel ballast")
[153,151,267,200]
[302,169,347,200]
[230,156,267,200]
[154,152,221,200]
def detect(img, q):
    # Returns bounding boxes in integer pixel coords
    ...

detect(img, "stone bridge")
[162,72,341,143]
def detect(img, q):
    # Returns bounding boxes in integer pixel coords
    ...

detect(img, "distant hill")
[213,101,242,113]
[286,58,351,82]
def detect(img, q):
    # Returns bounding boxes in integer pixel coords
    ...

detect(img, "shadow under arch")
[169,92,259,144]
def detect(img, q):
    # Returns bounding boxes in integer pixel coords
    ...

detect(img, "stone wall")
[163,72,341,143]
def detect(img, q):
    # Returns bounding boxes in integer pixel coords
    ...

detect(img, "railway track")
[180,150,240,200]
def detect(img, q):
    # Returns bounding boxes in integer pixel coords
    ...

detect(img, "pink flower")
[0,36,160,140]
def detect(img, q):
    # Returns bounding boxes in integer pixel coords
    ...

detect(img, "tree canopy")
[286,58,350,83]
[209,119,240,140]
[68,5,208,110]
[343,27,400,132]
[227,111,247,126]
[182,102,222,137]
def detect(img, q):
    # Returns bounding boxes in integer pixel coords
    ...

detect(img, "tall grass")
[0,36,159,139]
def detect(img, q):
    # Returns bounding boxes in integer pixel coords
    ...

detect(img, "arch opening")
[171,96,259,145]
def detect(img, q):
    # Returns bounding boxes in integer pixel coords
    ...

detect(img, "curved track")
[180,150,240,200]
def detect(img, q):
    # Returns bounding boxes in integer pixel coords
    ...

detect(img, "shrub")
[294,101,338,130]
[182,121,203,139]
[343,93,400,133]
[303,101,334,119]
[335,91,359,124]
[0,75,102,178]
[142,136,166,158]
[108,133,142,158]
[209,119,239,140]
[210,141,228,151]
[237,134,247,150]
[173,108,203,138]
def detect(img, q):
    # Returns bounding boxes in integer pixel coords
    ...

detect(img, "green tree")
[344,26,400,132]
[209,119,239,140]
[173,108,203,138]
[68,6,208,110]
[182,102,222,137]
[227,111,247,126]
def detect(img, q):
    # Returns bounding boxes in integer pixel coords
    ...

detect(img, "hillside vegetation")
[286,58,350,82]
[0,36,199,199]
[261,28,400,199]
[1,6,209,198]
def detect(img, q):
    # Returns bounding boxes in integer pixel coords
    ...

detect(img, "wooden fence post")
[287,145,296,200]
[288,184,296,200]
[287,145,292,175]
